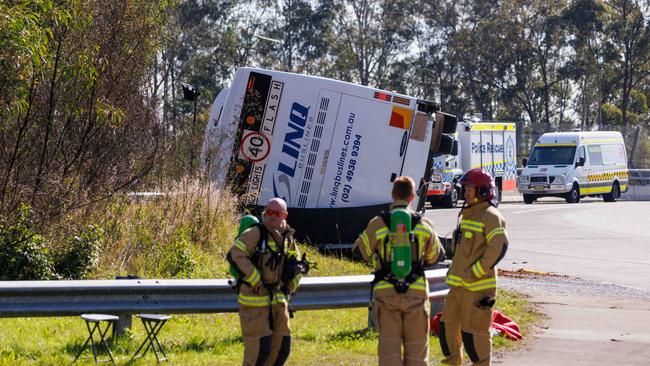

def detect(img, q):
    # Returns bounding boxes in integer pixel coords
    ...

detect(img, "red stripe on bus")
[427,190,446,195]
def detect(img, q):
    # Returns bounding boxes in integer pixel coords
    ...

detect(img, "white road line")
[509,206,573,214]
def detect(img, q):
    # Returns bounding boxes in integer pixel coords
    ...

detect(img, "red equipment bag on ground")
[430,310,522,340]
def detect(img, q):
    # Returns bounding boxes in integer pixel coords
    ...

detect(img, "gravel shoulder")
[495,271,650,365]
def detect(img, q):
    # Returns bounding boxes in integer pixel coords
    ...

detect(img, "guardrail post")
[430,300,444,317]
[114,313,132,337]
[113,274,139,337]
[367,304,378,331]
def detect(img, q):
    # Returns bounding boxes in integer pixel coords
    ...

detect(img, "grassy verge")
[0,182,540,364]
[0,288,537,365]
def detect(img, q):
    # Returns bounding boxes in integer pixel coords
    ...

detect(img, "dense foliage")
[1,0,649,278]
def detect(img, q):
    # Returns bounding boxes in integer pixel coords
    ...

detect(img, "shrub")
[54,225,104,279]
[94,179,238,278]
[0,204,56,280]
[159,228,196,278]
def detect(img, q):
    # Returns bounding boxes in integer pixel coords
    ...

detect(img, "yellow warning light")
[246,116,255,125]
[236,164,245,173]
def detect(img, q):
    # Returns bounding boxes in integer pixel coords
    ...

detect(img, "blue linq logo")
[273,102,310,204]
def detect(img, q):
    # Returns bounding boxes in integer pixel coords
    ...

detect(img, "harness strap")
[372,211,426,294]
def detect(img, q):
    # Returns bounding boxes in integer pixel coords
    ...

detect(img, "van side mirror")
[522,157,528,167]
[576,157,585,167]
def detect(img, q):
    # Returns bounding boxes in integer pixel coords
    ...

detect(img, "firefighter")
[437,168,509,366]
[227,198,302,366]
[353,176,445,366]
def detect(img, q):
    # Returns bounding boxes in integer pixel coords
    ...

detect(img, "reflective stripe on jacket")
[227,224,301,307]
[446,201,509,294]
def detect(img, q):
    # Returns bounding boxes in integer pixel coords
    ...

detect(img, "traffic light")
[431,112,458,155]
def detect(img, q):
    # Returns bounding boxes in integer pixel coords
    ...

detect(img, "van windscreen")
[528,146,576,165]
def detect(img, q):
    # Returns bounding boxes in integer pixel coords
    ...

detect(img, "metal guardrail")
[629,169,650,185]
[0,269,448,318]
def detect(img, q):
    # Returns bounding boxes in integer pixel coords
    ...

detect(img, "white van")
[518,131,629,204]
[200,68,454,245]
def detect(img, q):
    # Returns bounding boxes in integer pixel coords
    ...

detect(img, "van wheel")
[523,194,535,204]
[603,182,620,202]
[442,188,459,208]
[565,184,580,203]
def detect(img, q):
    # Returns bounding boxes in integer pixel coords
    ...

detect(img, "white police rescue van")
[427,120,517,208]
[201,68,455,245]
[518,131,629,204]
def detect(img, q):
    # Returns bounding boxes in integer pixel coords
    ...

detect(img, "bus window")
[587,145,603,166]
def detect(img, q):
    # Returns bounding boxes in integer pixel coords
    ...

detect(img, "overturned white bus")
[201,68,456,246]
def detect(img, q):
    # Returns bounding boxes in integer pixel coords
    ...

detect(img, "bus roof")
[234,67,418,104]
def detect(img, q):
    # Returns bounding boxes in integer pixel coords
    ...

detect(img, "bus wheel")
[603,182,620,202]
[523,194,535,204]
[565,183,580,203]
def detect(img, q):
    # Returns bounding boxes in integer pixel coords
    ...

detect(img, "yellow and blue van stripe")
[580,170,629,194]
[587,170,628,182]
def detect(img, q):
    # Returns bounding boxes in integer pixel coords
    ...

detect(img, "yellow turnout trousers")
[438,287,493,366]
[374,294,431,366]
[239,302,291,366]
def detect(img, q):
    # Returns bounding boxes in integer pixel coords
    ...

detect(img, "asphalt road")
[425,198,650,365]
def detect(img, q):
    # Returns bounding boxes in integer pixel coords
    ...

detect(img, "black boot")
[256,335,272,366]
[273,336,291,366]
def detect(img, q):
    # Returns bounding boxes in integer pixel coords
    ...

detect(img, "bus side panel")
[257,80,320,207]
[293,89,343,208]
[200,88,229,185]
[317,94,406,208]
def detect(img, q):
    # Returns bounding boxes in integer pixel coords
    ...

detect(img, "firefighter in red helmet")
[437,169,509,366]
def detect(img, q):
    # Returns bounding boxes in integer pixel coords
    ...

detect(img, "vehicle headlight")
[519,175,529,184]
[553,174,566,184]
[431,174,442,182]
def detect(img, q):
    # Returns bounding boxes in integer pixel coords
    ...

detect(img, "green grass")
[0,288,537,365]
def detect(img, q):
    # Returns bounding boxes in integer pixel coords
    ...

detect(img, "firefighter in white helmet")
[227,198,304,366]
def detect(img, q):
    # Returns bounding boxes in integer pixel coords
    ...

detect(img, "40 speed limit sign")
[240,130,271,162]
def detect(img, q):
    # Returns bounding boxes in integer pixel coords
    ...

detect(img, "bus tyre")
[523,194,535,204]
[565,184,580,203]
[442,188,458,208]
[603,182,620,202]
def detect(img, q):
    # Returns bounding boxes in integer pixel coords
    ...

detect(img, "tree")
[600,0,650,137]
[332,0,417,87]
[0,1,169,224]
